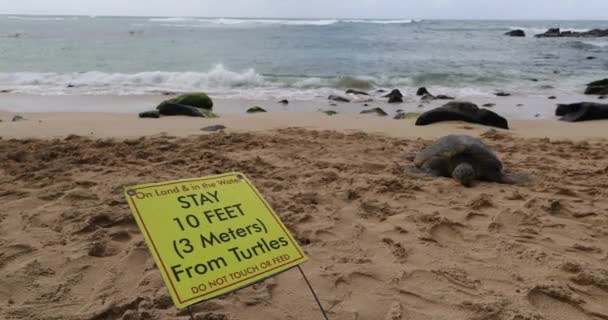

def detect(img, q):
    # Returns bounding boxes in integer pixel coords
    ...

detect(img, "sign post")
[124,172,310,310]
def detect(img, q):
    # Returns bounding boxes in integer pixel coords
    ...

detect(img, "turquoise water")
[0,15,607,98]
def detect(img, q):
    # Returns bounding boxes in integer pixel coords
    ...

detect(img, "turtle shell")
[414,135,503,181]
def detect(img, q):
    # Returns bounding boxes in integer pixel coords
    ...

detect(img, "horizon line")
[1,13,608,21]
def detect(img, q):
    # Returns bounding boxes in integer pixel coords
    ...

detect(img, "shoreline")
[1,93,607,141]
[1,111,607,141]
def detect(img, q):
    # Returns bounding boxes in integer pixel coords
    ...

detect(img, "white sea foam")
[6,15,69,21]
[148,17,195,22]
[581,40,608,48]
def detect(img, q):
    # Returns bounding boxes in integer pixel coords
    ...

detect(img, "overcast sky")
[1,0,607,20]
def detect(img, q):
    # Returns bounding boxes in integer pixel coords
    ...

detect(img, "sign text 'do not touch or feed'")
[124,172,308,309]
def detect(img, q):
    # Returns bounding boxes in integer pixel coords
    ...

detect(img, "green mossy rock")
[158,93,213,111]
[322,110,338,116]
[394,112,420,120]
[246,106,267,113]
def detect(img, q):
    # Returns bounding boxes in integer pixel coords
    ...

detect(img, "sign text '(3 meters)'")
[125,173,308,309]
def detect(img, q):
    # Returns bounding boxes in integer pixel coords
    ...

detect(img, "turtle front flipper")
[500,172,529,185]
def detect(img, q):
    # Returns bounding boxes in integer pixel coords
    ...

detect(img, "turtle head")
[452,163,475,187]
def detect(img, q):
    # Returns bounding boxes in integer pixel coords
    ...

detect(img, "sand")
[1,98,608,320]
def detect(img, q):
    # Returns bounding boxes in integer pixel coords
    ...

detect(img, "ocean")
[1,15,607,99]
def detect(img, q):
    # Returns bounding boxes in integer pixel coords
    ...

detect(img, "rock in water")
[495,91,511,97]
[585,79,608,95]
[415,101,509,129]
[361,108,388,116]
[388,96,404,104]
[416,87,430,96]
[246,106,267,113]
[436,95,455,100]
[548,96,557,100]
[555,102,608,122]
[536,28,608,38]
[11,115,26,122]
[505,29,526,37]
[139,110,160,118]
[346,89,369,95]
[322,110,338,116]
[328,95,350,103]
[201,125,226,132]
[383,89,403,99]
[411,135,527,186]
[278,99,289,104]
[157,103,206,117]
[384,89,404,103]
[158,93,213,110]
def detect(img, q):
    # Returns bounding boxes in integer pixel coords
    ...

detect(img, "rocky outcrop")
[157,103,210,117]
[246,106,267,113]
[416,101,509,129]
[360,108,388,116]
[535,28,608,38]
[328,95,350,103]
[585,79,608,95]
[157,93,213,111]
[505,30,526,37]
[139,110,160,118]
[555,102,608,122]
[346,89,369,96]
[384,89,403,104]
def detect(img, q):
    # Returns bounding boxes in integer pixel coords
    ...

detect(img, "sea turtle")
[409,135,527,187]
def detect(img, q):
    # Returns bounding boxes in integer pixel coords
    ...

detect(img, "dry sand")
[0,108,608,320]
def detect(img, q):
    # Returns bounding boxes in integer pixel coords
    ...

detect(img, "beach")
[1,13,608,320]
[1,93,608,320]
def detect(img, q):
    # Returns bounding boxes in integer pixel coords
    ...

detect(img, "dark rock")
[0,89,12,93]
[388,96,403,104]
[278,99,289,104]
[383,89,403,99]
[516,104,524,107]
[556,102,608,122]
[505,29,526,37]
[360,108,388,116]
[158,93,213,111]
[363,103,369,106]
[535,28,608,38]
[535,28,562,38]
[420,94,436,101]
[12,115,26,122]
[548,96,557,100]
[346,89,369,96]
[495,91,511,97]
[157,103,206,117]
[201,125,226,132]
[415,101,509,129]
[416,87,430,96]
[139,110,160,118]
[585,79,608,95]
[436,95,455,100]
[599,95,607,100]
[330,103,338,106]
[246,106,267,113]
[66,84,76,88]
[482,103,496,108]
[375,89,387,93]
[328,95,350,103]
[587,56,596,60]
[529,78,539,82]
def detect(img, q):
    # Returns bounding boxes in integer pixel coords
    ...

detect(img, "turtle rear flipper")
[501,172,529,185]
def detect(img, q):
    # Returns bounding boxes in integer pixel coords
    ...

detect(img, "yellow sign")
[124,172,308,309]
